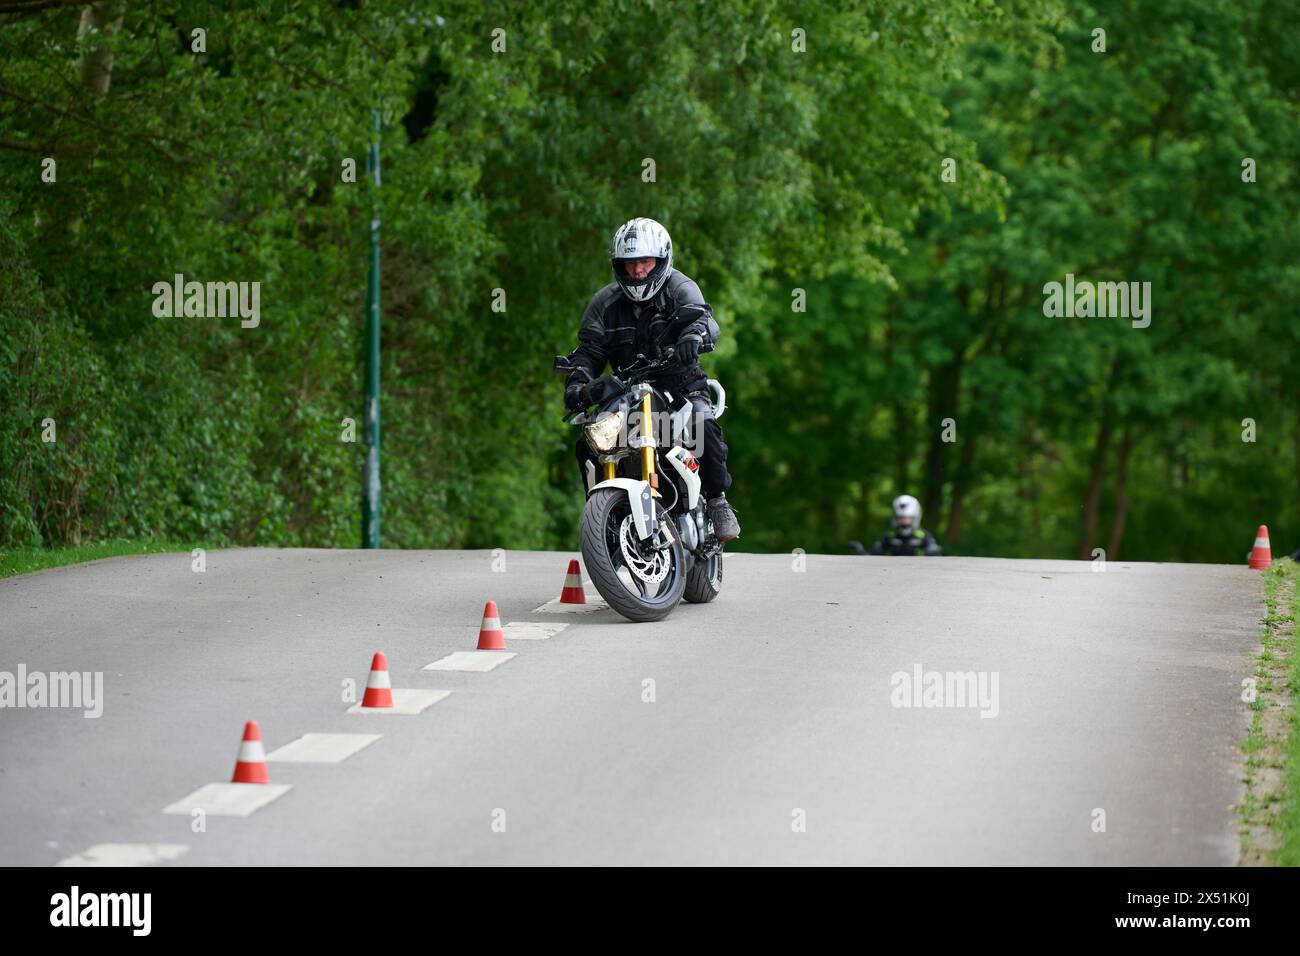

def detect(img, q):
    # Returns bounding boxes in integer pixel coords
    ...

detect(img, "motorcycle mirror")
[552,354,573,376]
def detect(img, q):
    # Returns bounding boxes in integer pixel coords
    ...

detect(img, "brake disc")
[618,514,670,585]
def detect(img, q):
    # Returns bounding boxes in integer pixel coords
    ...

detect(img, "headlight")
[585,410,624,453]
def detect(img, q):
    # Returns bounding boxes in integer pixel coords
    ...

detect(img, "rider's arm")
[567,290,611,384]
[922,531,943,556]
[869,535,887,555]
[672,278,719,355]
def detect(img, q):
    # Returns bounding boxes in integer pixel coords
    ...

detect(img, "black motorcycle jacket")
[870,528,943,556]
[566,269,720,397]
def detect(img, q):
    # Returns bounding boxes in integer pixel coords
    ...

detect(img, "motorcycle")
[553,346,726,623]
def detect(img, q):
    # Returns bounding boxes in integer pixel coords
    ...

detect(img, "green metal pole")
[362,109,381,548]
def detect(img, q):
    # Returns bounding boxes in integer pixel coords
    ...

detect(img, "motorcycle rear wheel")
[683,552,723,603]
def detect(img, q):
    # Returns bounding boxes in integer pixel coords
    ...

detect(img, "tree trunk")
[921,356,962,528]
[1079,359,1120,559]
[1028,449,1043,545]
[1180,418,1190,487]
[77,2,126,98]
[882,307,910,494]
[56,0,126,251]
[893,399,910,493]
[1106,430,1135,559]
[943,433,976,547]
[1079,410,1113,559]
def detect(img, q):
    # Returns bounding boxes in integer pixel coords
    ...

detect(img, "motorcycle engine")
[677,514,699,551]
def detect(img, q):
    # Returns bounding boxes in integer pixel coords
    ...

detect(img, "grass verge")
[0,539,201,580]
[1237,559,1299,865]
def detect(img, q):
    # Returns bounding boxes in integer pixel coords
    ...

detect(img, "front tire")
[581,488,686,623]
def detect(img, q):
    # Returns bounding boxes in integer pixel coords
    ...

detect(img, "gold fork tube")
[640,392,655,482]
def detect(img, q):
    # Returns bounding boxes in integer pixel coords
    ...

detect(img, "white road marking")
[502,622,569,641]
[56,843,189,867]
[346,688,451,715]
[422,650,517,672]
[266,733,382,762]
[534,583,608,613]
[162,783,292,817]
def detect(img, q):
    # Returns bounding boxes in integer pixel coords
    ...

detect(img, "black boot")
[707,494,741,542]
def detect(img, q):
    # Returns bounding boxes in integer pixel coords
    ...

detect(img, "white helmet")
[610,217,672,302]
[892,494,921,531]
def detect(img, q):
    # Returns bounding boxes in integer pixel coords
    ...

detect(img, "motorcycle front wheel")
[580,488,686,623]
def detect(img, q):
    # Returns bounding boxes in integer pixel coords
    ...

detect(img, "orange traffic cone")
[231,720,270,784]
[1249,525,1272,569]
[560,559,586,604]
[361,651,394,708]
[477,601,506,650]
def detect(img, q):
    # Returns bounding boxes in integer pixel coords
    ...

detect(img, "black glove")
[565,381,590,412]
[565,367,594,411]
[676,333,703,365]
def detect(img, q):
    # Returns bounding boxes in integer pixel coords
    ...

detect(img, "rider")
[853,495,942,556]
[562,217,741,542]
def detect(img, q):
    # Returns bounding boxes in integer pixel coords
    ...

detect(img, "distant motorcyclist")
[851,495,942,556]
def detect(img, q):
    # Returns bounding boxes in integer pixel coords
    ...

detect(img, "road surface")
[0,549,1262,865]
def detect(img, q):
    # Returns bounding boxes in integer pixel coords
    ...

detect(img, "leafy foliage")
[1,0,1295,562]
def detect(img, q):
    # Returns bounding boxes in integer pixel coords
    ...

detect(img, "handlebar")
[560,349,684,419]
[616,348,678,381]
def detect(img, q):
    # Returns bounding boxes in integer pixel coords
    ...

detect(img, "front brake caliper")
[657,517,676,546]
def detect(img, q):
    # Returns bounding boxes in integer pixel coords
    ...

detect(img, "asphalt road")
[0,548,1262,865]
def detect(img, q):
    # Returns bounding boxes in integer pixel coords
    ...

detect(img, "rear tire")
[580,488,686,623]
[683,552,723,603]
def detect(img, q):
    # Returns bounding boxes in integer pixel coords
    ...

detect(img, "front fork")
[639,391,658,494]
[600,391,657,490]
[614,391,673,550]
